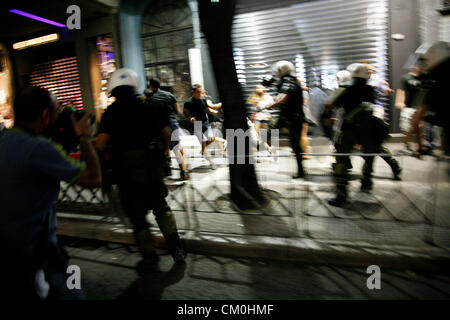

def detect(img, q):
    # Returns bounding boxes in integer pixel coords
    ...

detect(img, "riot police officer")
[325,63,388,206]
[266,60,305,179]
[95,68,186,266]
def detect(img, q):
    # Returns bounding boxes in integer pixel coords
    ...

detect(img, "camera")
[53,107,95,153]
[261,75,276,87]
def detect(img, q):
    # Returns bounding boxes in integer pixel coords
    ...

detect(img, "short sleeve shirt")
[277,75,304,118]
[0,128,86,263]
[401,73,421,108]
[148,90,178,123]
[184,97,208,123]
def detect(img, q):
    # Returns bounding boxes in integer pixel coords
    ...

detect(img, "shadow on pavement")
[118,261,187,300]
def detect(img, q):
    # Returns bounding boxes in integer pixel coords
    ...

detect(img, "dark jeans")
[273,115,304,174]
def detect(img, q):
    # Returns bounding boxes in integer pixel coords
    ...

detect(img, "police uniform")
[98,88,184,263]
[328,78,386,204]
[272,75,305,178]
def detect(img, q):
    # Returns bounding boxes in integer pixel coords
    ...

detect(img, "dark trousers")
[334,125,379,192]
[115,149,180,257]
[274,115,304,175]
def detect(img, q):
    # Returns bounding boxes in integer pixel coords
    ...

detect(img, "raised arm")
[72,112,102,188]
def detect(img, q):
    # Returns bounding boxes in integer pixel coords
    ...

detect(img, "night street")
[61,237,450,300]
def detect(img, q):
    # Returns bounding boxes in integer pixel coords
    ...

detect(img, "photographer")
[0,86,101,300]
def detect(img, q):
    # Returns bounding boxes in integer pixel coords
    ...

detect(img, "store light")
[9,9,66,28]
[188,48,204,88]
[13,33,60,50]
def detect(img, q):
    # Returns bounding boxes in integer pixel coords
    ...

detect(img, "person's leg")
[361,140,378,191]
[378,145,402,180]
[118,181,158,264]
[172,142,189,180]
[287,117,304,178]
[152,196,186,263]
[254,121,262,136]
[202,123,218,168]
[328,129,354,206]
[301,122,311,159]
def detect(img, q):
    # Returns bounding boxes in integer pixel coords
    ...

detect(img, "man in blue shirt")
[0,87,101,300]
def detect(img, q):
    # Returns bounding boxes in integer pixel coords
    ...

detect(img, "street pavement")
[57,135,450,273]
[60,237,450,300]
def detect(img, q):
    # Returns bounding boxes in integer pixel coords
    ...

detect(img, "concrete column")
[187,0,201,49]
[188,0,219,100]
[118,0,151,93]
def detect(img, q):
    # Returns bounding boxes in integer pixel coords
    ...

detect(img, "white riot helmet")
[107,68,140,94]
[274,60,295,77]
[347,63,370,80]
[415,41,450,72]
[336,70,352,86]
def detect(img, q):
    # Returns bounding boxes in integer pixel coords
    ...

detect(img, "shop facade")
[1,0,448,132]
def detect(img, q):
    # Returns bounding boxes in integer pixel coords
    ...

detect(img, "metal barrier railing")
[56,148,450,248]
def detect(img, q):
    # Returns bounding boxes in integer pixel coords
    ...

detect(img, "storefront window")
[141,0,194,102]
[0,44,13,129]
[88,34,116,122]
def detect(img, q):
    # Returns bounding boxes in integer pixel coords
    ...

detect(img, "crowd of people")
[0,40,448,300]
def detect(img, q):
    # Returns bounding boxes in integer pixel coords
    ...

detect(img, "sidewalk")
[56,137,450,272]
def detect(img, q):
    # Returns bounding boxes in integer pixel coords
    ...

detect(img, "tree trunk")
[198,0,265,210]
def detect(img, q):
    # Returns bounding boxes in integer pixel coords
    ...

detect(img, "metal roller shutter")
[232,0,390,121]
[29,57,84,109]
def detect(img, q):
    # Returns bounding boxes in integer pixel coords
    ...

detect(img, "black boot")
[328,189,347,207]
[294,156,305,179]
[360,179,373,192]
[294,169,305,179]
[391,162,402,181]
[165,233,186,264]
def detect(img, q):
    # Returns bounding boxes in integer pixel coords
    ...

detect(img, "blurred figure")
[95,69,186,267]
[0,101,14,129]
[395,65,423,151]
[360,59,393,120]
[147,78,189,180]
[359,61,402,180]
[266,60,306,179]
[0,87,101,300]
[183,84,226,169]
[247,84,274,154]
[202,89,226,154]
[325,70,353,172]
[411,41,450,158]
[301,84,314,159]
[325,63,389,206]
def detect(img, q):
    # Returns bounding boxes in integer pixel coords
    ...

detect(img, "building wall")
[389,0,420,133]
